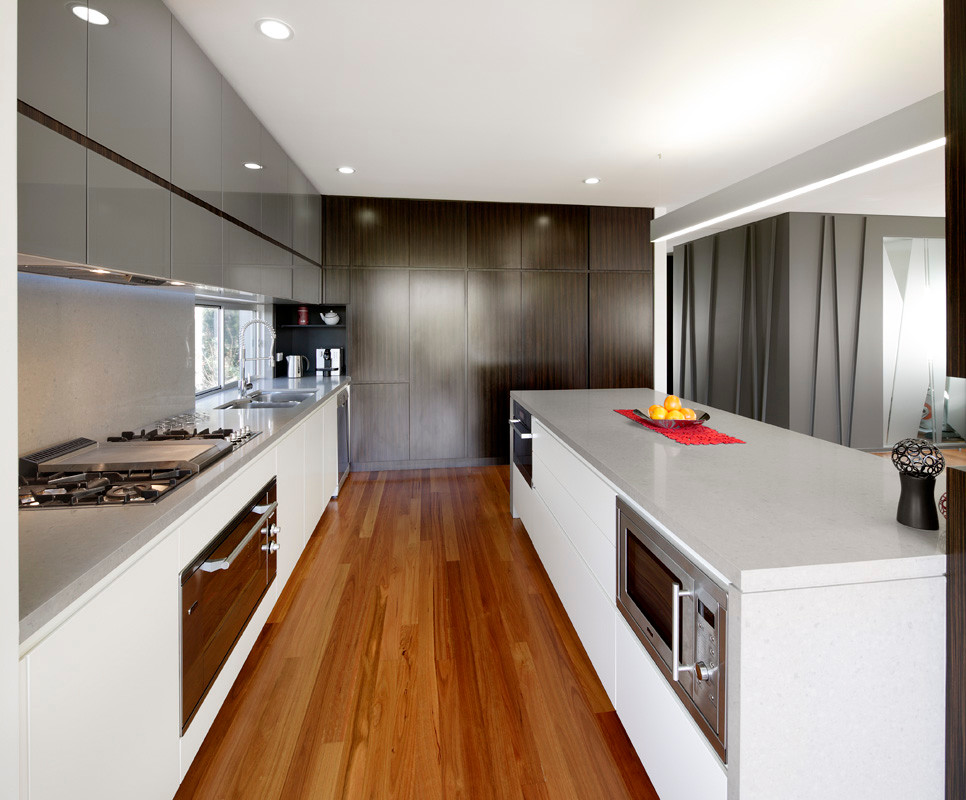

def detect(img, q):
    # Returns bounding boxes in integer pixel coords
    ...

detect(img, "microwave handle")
[671,582,693,682]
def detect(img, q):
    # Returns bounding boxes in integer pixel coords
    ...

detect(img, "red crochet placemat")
[615,409,745,445]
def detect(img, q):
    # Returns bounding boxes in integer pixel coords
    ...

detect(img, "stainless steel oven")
[617,497,728,761]
[510,401,533,487]
[180,478,278,733]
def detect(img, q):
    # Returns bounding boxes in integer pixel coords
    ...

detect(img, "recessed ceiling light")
[257,19,293,40]
[89,268,109,274]
[337,166,355,174]
[244,162,263,170]
[71,5,110,25]
[583,177,601,185]
[170,281,186,286]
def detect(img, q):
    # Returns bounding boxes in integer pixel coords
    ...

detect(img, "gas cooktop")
[18,421,260,509]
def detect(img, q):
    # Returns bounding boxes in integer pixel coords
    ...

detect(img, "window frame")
[194,302,263,397]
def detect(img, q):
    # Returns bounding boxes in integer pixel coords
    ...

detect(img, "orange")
[682,408,696,420]
[649,406,668,420]
[663,395,682,411]
[666,409,685,420]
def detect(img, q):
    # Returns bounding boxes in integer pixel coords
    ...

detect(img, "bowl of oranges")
[638,395,708,429]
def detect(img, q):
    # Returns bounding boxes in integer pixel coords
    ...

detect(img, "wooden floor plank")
[175,466,657,800]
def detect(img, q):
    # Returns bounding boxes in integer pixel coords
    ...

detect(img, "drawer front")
[532,419,616,540]
[616,616,727,800]
[534,451,615,599]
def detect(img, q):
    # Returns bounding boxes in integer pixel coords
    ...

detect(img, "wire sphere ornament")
[940,492,948,520]
[891,438,945,477]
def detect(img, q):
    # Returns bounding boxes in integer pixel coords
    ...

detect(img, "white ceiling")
[164,0,944,212]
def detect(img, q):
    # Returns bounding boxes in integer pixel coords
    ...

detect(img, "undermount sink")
[216,391,315,410]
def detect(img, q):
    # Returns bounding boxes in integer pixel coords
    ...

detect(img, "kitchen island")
[510,388,945,800]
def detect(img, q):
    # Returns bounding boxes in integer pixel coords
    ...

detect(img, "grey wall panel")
[672,211,944,449]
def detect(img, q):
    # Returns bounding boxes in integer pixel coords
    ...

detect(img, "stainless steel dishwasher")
[336,388,349,492]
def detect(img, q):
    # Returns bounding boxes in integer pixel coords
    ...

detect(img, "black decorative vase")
[891,438,945,531]
[897,473,939,530]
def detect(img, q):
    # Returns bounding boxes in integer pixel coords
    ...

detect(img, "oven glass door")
[618,509,694,681]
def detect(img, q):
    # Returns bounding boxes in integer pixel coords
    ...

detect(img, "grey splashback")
[672,213,945,450]
[18,273,195,453]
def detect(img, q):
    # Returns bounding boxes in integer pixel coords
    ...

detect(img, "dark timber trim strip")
[829,216,843,445]
[18,99,323,268]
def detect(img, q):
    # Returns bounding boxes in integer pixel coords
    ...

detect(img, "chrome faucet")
[238,318,276,397]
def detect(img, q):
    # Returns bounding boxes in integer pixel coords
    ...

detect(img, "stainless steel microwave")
[617,497,728,762]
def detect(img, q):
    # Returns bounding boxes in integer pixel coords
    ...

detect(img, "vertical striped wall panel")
[672,212,944,448]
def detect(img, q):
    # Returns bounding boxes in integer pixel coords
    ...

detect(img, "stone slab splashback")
[18,273,195,453]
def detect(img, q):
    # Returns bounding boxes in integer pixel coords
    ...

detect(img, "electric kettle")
[285,355,309,378]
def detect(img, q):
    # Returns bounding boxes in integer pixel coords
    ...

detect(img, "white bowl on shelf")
[321,311,340,326]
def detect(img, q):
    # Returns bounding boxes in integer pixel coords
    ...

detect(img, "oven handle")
[510,420,533,439]
[199,501,278,572]
[671,581,693,682]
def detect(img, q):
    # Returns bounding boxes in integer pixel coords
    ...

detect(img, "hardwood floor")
[175,467,657,800]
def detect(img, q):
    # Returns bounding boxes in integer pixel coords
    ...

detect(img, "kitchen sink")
[215,391,315,410]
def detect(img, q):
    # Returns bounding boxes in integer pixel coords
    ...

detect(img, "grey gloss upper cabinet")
[171,19,222,286]
[88,152,170,276]
[18,0,88,131]
[291,169,322,265]
[18,116,87,264]
[222,82,261,232]
[259,130,293,265]
[88,0,172,179]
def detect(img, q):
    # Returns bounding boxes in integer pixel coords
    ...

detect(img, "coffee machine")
[315,347,344,376]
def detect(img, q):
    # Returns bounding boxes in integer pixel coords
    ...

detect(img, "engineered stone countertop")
[19,375,350,645]
[511,388,946,593]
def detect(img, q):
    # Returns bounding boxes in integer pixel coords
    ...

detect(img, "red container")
[297,305,309,325]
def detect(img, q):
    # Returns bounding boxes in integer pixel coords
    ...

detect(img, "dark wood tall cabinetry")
[326,195,655,468]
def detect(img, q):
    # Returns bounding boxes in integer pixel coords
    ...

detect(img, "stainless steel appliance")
[617,497,728,761]
[509,400,533,487]
[286,354,309,377]
[18,421,259,508]
[180,478,278,733]
[315,347,344,376]
[336,388,350,491]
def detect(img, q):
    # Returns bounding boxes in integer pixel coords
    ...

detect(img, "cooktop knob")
[694,661,717,682]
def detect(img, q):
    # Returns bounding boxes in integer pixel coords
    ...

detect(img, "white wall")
[2,0,20,795]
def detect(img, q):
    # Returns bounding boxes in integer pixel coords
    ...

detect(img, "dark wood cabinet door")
[350,383,410,463]
[521,204,589,270]
[467,202,522,269]
[589,272,653,389]
[590,207,654,271]
[521,272,588,390]
[410,271,466,459]
[324,196,352,266]
[323,268,351,304]
[349,269,410,381]
[352,197,410,266]
[410,200,466,267]
[468,271,521,459]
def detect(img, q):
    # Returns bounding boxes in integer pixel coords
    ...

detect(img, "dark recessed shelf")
[279,324,346,329]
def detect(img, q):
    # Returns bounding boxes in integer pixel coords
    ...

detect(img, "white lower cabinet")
[22,534,181,800]
[276,427,307,587]
[616,616,727,800]
[303,404,327,535]
[518,461,616,703]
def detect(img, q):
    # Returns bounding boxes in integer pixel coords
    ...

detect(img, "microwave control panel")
[692,593,721,734]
